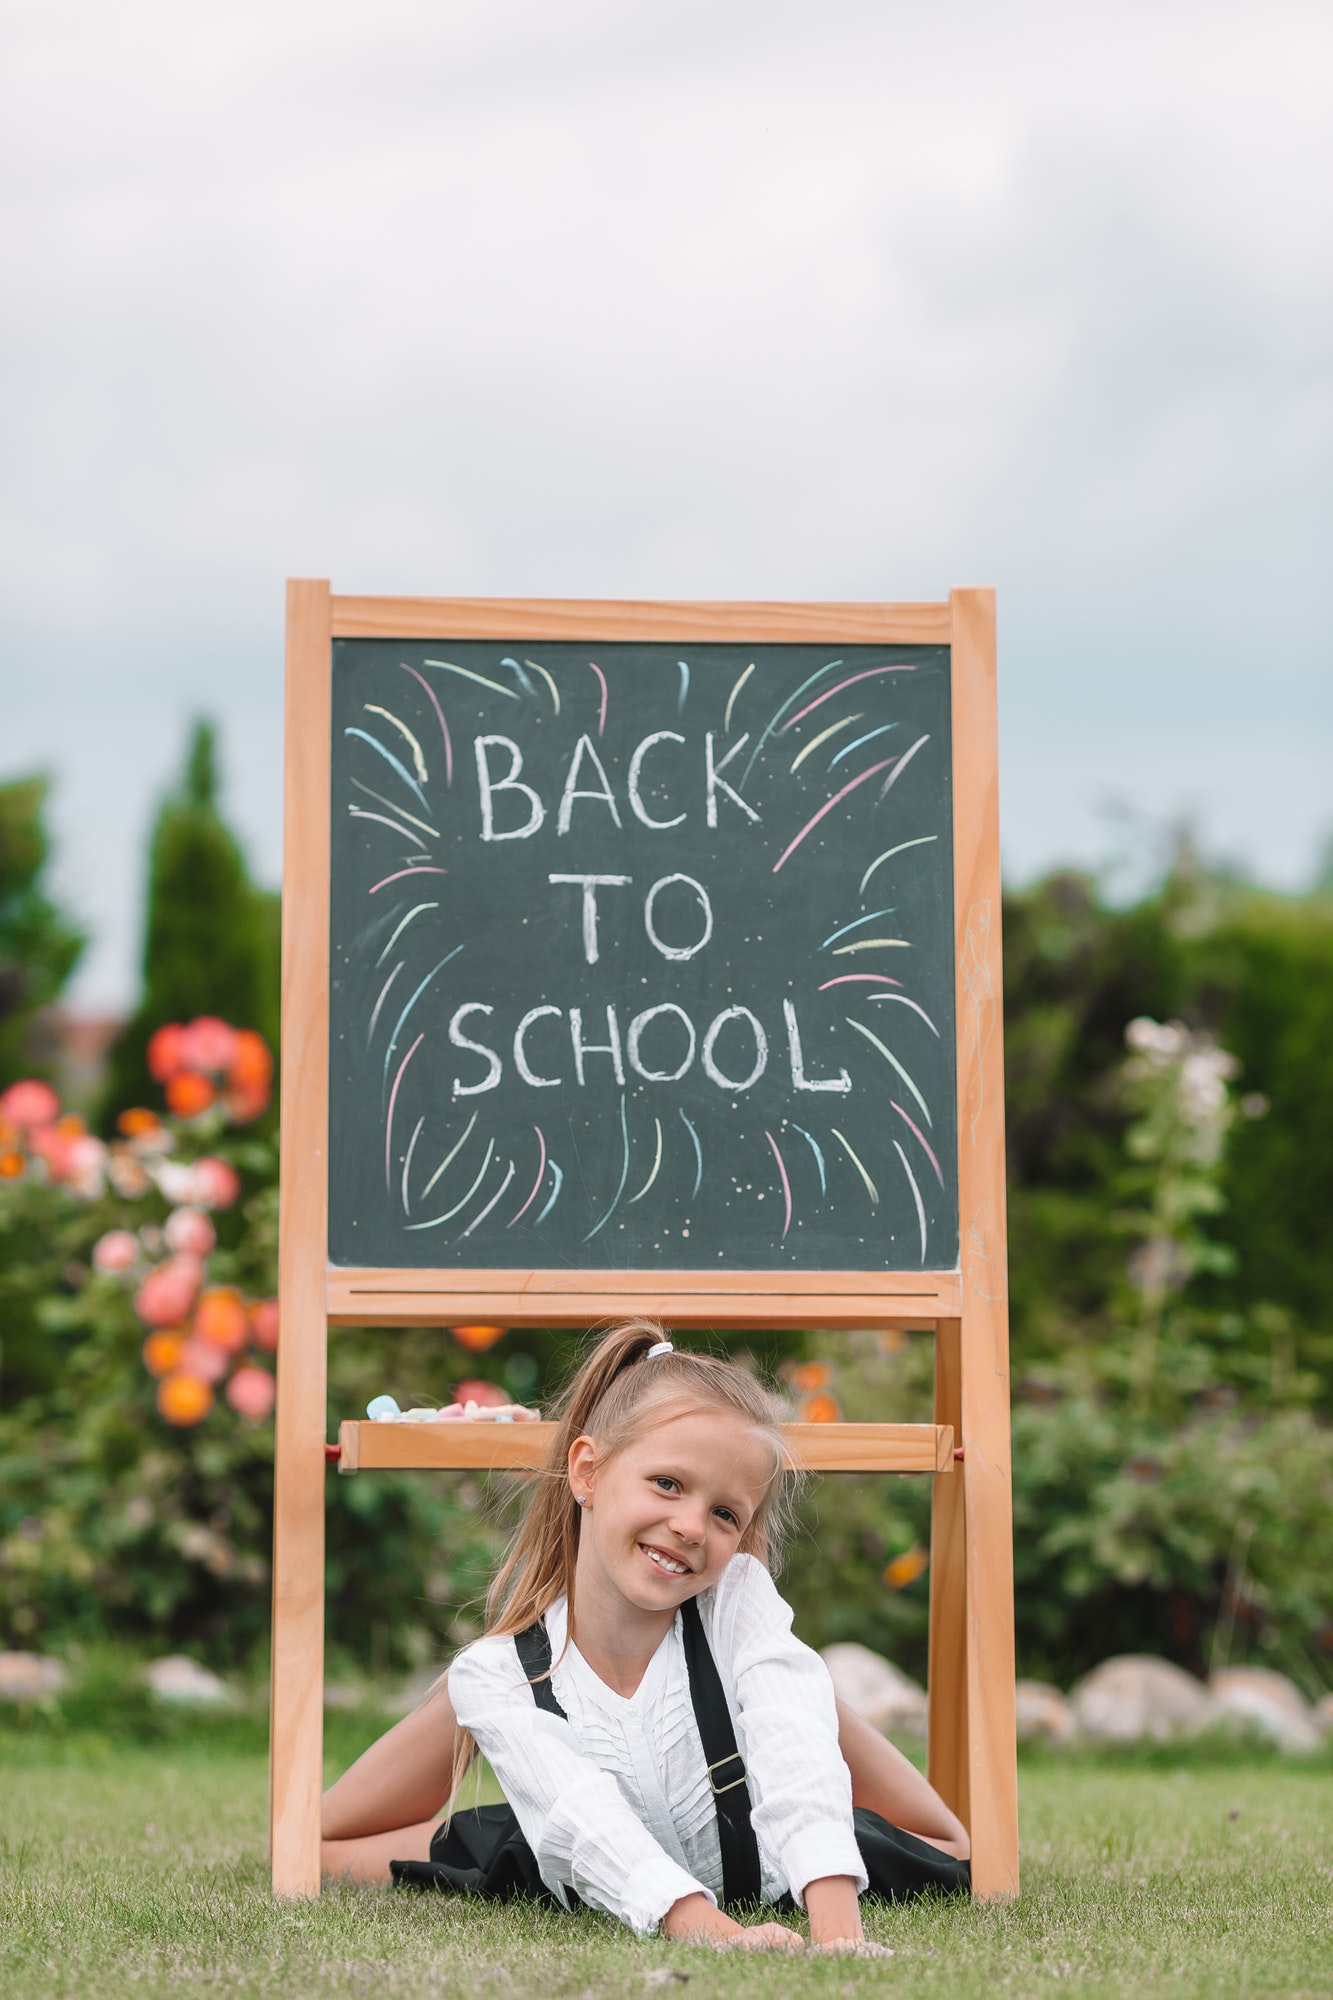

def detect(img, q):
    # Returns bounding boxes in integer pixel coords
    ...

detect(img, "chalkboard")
[327,640,958,1271]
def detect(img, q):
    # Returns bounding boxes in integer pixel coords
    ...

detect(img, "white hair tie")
[645,1340,674,1359]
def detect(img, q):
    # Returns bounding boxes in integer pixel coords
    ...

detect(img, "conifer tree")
[0,775,85,1087]
[102,722,279,1118]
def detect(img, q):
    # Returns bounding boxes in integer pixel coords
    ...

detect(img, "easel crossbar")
[336,1419,955,1474]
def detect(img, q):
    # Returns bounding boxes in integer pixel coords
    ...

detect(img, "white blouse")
[447,1553,866,1936]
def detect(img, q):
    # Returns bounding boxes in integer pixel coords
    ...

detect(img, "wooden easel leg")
[946,585,1018,1900]
[270,576,333,1899]
[268,1303,327,1896]
[958,1285,1018,1900]
[927,1317,968,1829]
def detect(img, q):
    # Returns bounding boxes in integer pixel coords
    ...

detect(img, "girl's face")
[569,1406,774,1616]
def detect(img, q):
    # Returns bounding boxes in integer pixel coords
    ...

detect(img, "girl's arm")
[802,1876,865,1950]
[321,1676,456,1840]
[836,1699,969,1858]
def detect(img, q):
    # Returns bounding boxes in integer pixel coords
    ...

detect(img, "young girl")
[322,1321,969,1951]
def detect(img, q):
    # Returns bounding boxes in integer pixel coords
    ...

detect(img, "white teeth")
[644,1547,688,1576]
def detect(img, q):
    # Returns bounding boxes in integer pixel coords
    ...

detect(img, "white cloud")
[1,0,1329,1001]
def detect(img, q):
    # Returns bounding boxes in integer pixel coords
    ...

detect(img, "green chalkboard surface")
[327,640,957,1271]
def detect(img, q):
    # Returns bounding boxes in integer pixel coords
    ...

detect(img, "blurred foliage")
[2,753,1333,1691]
[785,946,1333,1694]
[0,776,85,1089]
[100,724,280,1125]
[1002,863,1333,1404]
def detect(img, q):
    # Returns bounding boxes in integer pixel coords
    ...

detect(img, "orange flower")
[165,1071,215,1118]
[878,1328,909,1354]
[227,1029,273,1090]
[194,1287,249,1353]
[0,1151,24,1179]
[451,1324,507,1353]
[800,1391,842,1424]
[788,1361,831,1393]
[223,1031,272,1120]
[157,1371,214,1426]
[142,1331,186,1377]
[883,1545,929,1590]
[118,1107,161,1138]
[223,1081,271,1124]
[146,1024,187,1082]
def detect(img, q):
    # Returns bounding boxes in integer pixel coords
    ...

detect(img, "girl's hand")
[812,1937,895,1958]
[661,1895,803,1950]
[726,1922,805,1953]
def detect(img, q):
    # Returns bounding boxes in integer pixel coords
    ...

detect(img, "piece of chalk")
[366,1395,400,1422]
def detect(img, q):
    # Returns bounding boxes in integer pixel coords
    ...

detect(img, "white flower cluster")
[1124,1016,1239,1164]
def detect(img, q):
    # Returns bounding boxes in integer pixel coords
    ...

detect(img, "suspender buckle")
[707,1752,748,1796]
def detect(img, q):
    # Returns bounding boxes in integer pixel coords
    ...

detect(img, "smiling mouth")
[640,1543,692,1578]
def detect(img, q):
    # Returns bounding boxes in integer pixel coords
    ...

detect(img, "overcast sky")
[3,0,1330,1007]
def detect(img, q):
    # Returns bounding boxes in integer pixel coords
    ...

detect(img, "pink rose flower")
[179,1017,239,1075]
[133,1252,206,1329]
[226,1365,276,1422]
[0,1079,60,1128]
[164,1206,217,1256]
[176,1336,230,1384]
[93,1229,140,1274]
[191,1156,241,1210]
[249,1299,279,1351]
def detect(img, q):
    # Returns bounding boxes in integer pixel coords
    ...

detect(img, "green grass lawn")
[1,1734,1330,2000]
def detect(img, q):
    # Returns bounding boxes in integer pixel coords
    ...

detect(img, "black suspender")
[513,1600,763,1910]
[679,1595,763,1908]
[513,1619,568,1718]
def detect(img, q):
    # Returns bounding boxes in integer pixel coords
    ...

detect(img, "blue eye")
[714,1508,739,1528]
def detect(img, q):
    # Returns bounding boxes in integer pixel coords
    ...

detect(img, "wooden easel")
[271,584,1017,1901]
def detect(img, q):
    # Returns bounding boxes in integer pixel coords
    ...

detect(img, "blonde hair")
[446,1318,793,1804]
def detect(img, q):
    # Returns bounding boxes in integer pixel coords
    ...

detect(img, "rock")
[1071,1655,1216,1744]
[820,1643,928,1736]
[0,1651,68,1700]
[1208,1668,1323,1753]
[1015,1679,1076,1745]
[144,1655,230,1704]
[1314,1692,1333,1740]
[323,1682,368,1711]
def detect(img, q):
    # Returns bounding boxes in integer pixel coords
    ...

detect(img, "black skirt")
[391,1802,969,1908]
